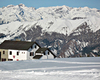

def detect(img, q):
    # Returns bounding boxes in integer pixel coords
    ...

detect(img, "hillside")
[0,4,100,57]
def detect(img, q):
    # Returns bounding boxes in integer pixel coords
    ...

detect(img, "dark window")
[35,45,37,48]
[10,51,12,55]
[17,52,19,55]
[44,52,46,55]
[8,59,13,61]
[2,58,6,61]
[48,52,50,55]
[3,51,5,54]
[30,52,34,56]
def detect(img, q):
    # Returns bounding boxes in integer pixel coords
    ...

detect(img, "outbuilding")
[34,48,56,59]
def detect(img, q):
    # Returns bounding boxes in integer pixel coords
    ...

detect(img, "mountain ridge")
[0,4,100,57]
[0,4,100,24]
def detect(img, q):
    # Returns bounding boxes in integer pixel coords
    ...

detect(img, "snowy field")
[0,57,100,80]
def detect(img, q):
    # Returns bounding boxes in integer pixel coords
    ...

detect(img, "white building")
[0,40,56,61]
[33,48,56,59]
[0,40,40,61]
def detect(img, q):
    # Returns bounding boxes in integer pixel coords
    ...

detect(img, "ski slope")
[0,57,100,80]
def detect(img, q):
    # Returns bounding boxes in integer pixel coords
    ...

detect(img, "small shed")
[34,48,56,59]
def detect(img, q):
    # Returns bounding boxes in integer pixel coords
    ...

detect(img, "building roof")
[0,40,40,50]
[33,55,42,59]
[36,48,48,53]
[36,48,56,58]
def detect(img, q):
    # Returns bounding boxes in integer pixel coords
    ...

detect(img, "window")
[35,45,37,48]
[17,52,19,55]
[48,52,50,55]
[30,52,34,56]
[2,58,6,61]
[3,51,5,54]
[10,51,12,55]
[8,59,13,61]
[44,52,46,55]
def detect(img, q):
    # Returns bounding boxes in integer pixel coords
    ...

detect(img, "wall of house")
[28,43,40,60]
[0,49,8,61]
[8,49,27,61]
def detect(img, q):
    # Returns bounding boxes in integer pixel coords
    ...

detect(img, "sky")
[0,0,100,9]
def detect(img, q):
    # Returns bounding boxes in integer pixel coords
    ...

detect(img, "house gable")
[28,43,40,59]
[35,48,56,59]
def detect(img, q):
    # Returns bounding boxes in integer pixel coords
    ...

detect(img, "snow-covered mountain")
[0,4,100,24]
[0,4,100,57]
[0,4,100,35]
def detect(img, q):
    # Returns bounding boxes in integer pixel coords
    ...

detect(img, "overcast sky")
[0,0,100,9]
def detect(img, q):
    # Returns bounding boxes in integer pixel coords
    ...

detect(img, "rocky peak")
[18,3,26,7]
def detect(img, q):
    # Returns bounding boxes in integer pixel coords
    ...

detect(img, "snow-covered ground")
[0,57,100,80]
